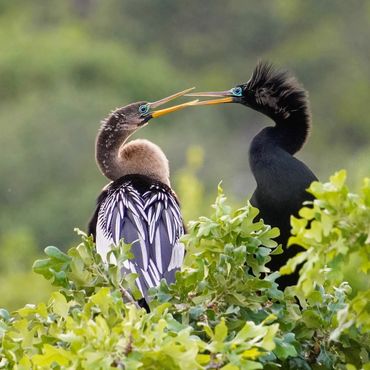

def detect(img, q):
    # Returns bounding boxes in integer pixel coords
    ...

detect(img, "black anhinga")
[88,88,196,309]
[187,62,318,288]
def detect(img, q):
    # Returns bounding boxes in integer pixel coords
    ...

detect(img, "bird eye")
[138,104,150,115]
[231,87,243,96]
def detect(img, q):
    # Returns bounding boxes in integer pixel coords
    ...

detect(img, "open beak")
[149,87,199,118]
[184,90,235,106]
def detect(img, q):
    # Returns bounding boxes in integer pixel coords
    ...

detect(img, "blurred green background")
[1,0,369,310]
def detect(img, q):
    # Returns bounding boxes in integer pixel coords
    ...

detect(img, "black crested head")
[235,62,311,129]
[189,62,312,154]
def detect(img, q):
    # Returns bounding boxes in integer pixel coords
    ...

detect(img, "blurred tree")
[0,230,53,310]
[0,0,369,259]
[174,146,208,222]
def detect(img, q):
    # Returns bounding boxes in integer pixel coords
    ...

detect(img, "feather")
[163,209,173,244]
[245,61,311,127]
[154,228,163,274]
[167,242,185,271]
[95,178,185,301]
[149,259,161,282]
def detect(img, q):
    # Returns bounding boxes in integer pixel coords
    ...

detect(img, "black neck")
[272,109,310,154]
[243,62,311,154]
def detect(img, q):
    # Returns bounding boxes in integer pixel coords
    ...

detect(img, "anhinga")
[187,62,318,288]
[88,88,196,309]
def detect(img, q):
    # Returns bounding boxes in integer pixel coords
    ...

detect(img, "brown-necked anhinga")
[88,88,197,310]
[187,62,318,288]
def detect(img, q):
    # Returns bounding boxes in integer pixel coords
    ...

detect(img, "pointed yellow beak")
[184,90,235,106]
[149,87,199,118]
[188,96,234,106]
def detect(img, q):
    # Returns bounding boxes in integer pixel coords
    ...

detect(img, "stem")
[118,282,141,309]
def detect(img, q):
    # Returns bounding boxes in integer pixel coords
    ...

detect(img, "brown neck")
[95,115,135,180]
[95,110,170,185]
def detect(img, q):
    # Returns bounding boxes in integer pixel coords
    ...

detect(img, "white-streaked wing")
[144,185,185,278]
[95,220,116,264]
[96,182,149,297]
[95,181,185,301]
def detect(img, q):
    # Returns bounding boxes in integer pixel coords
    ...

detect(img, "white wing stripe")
[141,269,154,288]
[155,203,162,222]
[149,259,161,282]
[164,210,173,244]
[129,262,144,296]
[96,221,116,264]
[114,214,121,244]
[154,229,163,274]
[167,243,185,271]
[138,236,148,270]
[148,267,159,286]
[132,213,146,240]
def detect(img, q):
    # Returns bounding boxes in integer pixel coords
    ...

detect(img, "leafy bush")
[283,170,370,336]
[1,172,369,369]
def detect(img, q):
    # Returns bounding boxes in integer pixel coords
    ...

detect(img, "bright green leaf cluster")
[155,186,282,313]
[1,175,370,369]
[284,170,370,336]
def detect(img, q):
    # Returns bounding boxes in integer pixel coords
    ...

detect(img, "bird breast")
[119,139,170,186]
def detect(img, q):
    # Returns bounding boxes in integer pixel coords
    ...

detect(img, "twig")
[119,282,141,309]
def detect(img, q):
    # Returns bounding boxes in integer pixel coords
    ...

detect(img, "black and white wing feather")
[144,184,185,285]
[95,181,184,300]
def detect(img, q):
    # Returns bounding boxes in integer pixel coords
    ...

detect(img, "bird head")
[109,87,198,131]
[186,61,310,125]
[97,88,199,182]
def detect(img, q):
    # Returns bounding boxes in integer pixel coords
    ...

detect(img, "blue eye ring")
[139,104,150,115]
[231,86,243,97]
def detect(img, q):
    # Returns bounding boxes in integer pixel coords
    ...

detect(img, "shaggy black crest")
[244,62,311,128]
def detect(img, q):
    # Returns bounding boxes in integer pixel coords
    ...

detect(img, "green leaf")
[214,318,228,342]
[302,310,322,329]
[330,170,347,189]
[51,291,70,319]
[0,308,10,321]
[32,258,53,278]
[32,344,73,367]
[274,338,297,360]
[221,364,239,370]
[44,246,71,262]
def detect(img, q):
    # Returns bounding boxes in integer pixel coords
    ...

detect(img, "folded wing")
[95,181,184,300]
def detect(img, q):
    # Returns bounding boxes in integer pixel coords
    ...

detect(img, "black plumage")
[188,62,318,288]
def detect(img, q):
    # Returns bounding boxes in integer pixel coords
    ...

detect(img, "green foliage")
[283,170,370,335]
[158,184,281,311]
[1,175,370,369]
[1,3,369,366]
